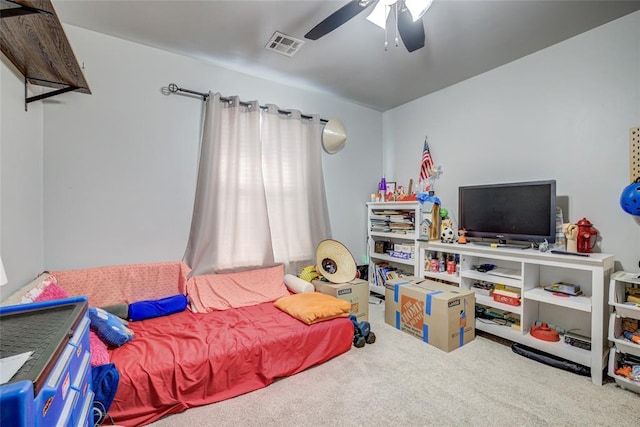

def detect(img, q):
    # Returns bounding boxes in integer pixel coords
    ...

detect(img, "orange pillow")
[274,292,350,325]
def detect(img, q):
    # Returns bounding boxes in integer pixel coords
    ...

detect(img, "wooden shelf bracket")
[0,0,51,18]
[24,76,79,111]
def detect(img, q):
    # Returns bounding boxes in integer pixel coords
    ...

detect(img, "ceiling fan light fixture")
[365,1,392,30]
[405,0,433,22]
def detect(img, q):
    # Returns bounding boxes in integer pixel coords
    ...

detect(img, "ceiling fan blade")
[305,0,377,40]
[397,6,425,52]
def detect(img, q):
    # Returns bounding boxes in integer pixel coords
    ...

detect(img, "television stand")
[418,240,615,386]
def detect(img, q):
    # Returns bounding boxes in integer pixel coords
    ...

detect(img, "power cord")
[93,401,116,426]
[93,405,104,426]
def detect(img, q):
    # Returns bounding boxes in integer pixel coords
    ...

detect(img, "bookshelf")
[366,202,421,295]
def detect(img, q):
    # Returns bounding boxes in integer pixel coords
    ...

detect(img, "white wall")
[40,25,382,271]
[384,11,640,272]
[0,59,45,297]
[3,12,638,289]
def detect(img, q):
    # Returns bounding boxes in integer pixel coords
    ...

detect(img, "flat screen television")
[458,180,556,244]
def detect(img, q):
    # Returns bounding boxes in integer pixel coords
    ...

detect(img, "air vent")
[265,32,304,57]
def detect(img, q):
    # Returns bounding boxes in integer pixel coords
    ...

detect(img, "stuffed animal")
[441,227,455,243]
[458,228,468,244]
[299,265,320,282]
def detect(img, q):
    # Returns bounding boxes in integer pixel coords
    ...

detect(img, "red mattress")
[108,301,354,426]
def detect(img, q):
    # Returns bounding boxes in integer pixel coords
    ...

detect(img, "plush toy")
[299,265,320,282]
[441,227,455,243]
[457,228,468,244]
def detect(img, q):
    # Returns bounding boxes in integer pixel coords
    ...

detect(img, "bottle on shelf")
[446,255,456,275]
[379,177,387,202]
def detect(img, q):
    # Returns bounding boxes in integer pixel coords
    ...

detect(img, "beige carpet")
[149,299,638,426]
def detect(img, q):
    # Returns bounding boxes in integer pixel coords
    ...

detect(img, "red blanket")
[108,302,353,426]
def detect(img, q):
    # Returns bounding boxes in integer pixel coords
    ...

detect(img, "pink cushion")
[52,262,191,307]
[31,276,110,365]
[186,264,289,312]
[33,282,69,302]
[90,330,110,366]
[22,275,60,303]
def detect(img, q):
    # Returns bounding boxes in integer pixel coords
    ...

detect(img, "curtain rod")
[166,83,328,123]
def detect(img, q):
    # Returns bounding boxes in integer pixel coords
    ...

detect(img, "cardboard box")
[312,278,369,322]
[384,278,475,352]
[384,276,418,326]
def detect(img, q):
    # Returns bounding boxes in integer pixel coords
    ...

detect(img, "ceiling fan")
[304,0,433,52]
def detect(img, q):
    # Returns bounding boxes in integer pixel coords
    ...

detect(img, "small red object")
[575,218,598,253]
[530,323,560,342]
[493,292,521,306]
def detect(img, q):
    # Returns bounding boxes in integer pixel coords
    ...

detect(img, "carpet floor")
[149,297,638,426]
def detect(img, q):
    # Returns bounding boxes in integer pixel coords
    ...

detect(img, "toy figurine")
[441,218,453,232]
[441,227,455,243]
[349,315,376,348]
[397,186,405,199]
[457,229,468,244]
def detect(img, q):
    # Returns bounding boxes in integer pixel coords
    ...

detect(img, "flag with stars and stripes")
[419,138,434,182]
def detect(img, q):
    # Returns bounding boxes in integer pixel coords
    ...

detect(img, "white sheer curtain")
[184,93,331,276]
[261,105,331,274]
[184,93,273,275]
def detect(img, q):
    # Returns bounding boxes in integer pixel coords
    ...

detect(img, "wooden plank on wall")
[0,0,90,93]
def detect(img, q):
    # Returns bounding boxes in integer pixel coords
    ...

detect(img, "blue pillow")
[128,294,188,321]
[88,307,134,347]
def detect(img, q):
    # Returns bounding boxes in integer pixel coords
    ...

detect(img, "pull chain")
[394,2,399,47]
[384,4,389,51]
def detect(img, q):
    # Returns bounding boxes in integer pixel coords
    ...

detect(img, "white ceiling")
[54,0,640,112]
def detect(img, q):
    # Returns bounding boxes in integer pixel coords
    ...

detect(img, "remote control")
[550,250,589,257]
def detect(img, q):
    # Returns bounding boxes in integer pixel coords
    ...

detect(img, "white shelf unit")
[418,241,615,386]
[607,271,640,393]
[366,202,421,296]
[419,242,461,285]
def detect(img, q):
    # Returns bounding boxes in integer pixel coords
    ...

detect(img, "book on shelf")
[389,251,412,260]
[370,214,391,220]
[372,210,403,215]
[372,262,408,288]
[387,215,412,223]
[389,223,414,231]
